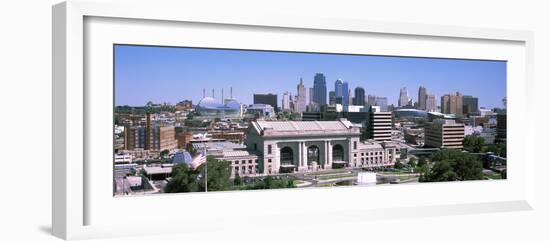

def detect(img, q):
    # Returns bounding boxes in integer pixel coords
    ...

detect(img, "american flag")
[191,148,207,170]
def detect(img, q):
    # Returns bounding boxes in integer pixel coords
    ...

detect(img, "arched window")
[307,145,320,165]
[280,147,293,166]
[332,144,344,162]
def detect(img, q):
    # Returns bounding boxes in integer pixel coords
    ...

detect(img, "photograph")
[113,44,507,196]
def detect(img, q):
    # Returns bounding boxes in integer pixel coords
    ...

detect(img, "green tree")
[246,176,296,190]
[199,156,232,191]
[421,149,483,182]
[234,174,242,186]
[286,180,294,188]
[485,144,498,154]
[454,156,483,181]
[394,160,404,169]
[160,149,170,158]
[409,157,418,168]
[464,135,485,153]
[417,157,428,168]
[421,159,457,182]
[164,164,201,193]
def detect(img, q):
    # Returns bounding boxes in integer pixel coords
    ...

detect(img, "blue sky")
[115,45,506,109]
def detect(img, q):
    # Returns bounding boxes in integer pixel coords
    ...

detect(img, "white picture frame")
[52,0,535,240]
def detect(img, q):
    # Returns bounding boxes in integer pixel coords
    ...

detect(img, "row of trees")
[238,176,295,190]
[463,135,507,157]
[165,156,232,193]
[165,156,296,193]
[395,156,428,171]
[419,150,483,182]
[114,105,176,115]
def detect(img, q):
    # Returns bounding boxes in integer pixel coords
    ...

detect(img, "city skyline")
[115,45,506,109]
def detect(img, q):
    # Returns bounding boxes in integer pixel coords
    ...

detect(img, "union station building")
[246,119,398,175]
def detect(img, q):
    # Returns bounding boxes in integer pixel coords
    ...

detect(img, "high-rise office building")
[398,87,409,107]
[462,95,479,115]
[367,95,376,107]
[496,113,507,144]
[366,95,388,111]
[375,96,388,112]
[424,119,465,149]
[313,73,327,106]
[441,95,449,113]
[347,89,353,107]
[354,87,366,106]
[366,109,392,141]
[426,94,436,112]
[328,91,336,105]
[334,78,350,106]
[334,79,344,97]
[308,88,314,104]
[295,78,307,113]
[418,86,427,110]
[441,92,464,117]
[254,93,278,111]
[343,81,350,106]
[282,92,292,112]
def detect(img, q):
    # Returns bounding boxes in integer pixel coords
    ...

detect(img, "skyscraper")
[347,89,353,107]
[334,79,344,97]
[313,73,327,106]
[254,93,278,111]
[309,87,314,104]
[354,87,365,106]
[375,96,388,112]
[367,95,376,107]
[425,119,465,149]
[366,109,392,141]
[334,78,351,106]
[441,92,463,117]
[462,95,479,115]
[342,81,350,106]
[282,92,291,112]
[295,78,307,113]
[398,87,409,107]
[426,94,436,112]
[496,113,506,143]
[418,86,427,110]
[328,91,336,105]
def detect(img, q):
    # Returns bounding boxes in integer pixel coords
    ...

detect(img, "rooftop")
[250,119,360,137]
[143,165,173,175]
[222,150,257,158]
[191,141,246,151]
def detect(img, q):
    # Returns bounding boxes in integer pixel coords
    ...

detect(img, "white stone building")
[246,119,397,175]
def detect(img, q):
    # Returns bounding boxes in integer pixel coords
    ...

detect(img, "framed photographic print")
[53,0,535,240]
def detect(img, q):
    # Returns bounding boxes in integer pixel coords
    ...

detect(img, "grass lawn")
[293,180,305,185]
[396,175,417,182]
[484,173,503,180]
[304,169,349,176]
[378,170,412,175]
[318,174,356,181]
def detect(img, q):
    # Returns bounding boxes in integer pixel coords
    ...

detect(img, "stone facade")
[246,119,397,175]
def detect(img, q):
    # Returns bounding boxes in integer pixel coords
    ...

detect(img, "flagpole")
[204,144,208,193]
